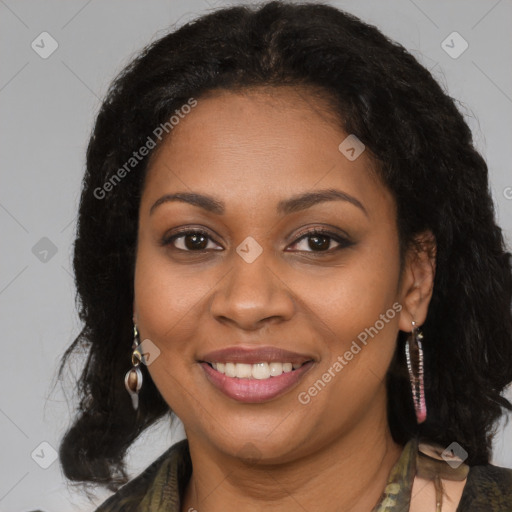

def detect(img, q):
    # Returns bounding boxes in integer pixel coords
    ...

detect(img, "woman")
[58,1,512,510]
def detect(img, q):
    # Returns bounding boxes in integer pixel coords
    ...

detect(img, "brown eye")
[182,232,208,250]
[306,233,331,251]
[162,229,222,252]
[289,229,353,253]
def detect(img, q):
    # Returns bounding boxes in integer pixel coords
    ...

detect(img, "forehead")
[141,87,393,221]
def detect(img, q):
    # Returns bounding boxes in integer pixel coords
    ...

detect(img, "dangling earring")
[124,323,143,410]
[405,320,427,423]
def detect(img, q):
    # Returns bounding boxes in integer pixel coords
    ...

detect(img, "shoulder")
[458,463,512,511]
[94,438,190,512]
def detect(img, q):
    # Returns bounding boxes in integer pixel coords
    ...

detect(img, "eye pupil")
[185,233,208,250]
[309,234,330,251]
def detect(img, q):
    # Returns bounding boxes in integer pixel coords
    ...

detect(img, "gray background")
[1,0,511,510]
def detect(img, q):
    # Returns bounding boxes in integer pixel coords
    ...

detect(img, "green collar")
[371,437,418,511]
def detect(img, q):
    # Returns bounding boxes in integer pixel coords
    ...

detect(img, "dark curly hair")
[58,0,512,492]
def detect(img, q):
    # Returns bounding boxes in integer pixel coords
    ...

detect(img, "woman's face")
[134,86,424,462]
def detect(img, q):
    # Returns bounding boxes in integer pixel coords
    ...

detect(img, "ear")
[133,299,138,325]
[398,230,436,332]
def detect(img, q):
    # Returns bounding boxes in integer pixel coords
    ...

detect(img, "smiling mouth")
[200,359,315,403]
[204,361,311,379]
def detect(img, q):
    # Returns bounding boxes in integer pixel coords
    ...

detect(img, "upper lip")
[199,346,314,365]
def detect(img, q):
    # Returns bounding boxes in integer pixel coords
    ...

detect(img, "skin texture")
[133,86,436,512]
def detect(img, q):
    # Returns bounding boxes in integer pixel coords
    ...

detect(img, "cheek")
[133,230,220,410]
[133,245,200,408]
[302,229,401,346]
[133,228,208,344]
[297,229,402,397]
[297,301,400,432]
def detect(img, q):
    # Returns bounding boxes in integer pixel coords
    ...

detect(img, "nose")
[209,249,295,331]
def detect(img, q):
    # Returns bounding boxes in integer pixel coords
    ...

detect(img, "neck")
[181,410,404,512]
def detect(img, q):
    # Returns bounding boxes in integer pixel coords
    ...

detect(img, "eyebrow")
[149,188,368,218]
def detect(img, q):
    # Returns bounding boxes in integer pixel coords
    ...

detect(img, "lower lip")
[200,361,314,403]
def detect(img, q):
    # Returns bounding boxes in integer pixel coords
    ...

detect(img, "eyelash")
[161,227,353,254]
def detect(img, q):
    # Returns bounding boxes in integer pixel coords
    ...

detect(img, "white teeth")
[252,362,270,379]
[225,362,236,377]
[237,363,253,378]
[269,362,283,376]
[209,361,305,379]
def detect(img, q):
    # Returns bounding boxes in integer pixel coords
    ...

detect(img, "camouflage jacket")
[94,437,512,511]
